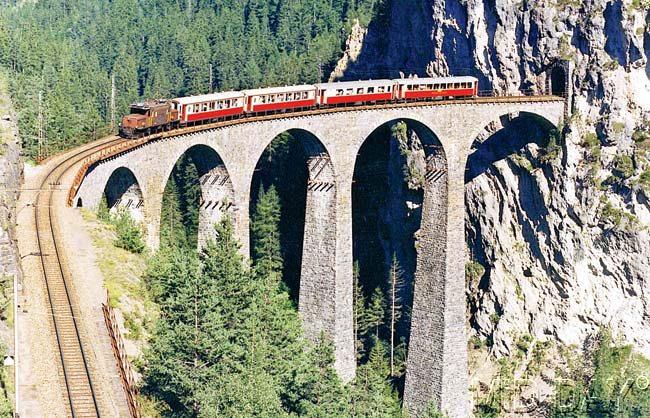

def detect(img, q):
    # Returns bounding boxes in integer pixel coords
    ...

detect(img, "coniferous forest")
[0,0,382,159]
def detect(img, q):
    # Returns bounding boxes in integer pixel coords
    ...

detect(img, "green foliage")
[632,128,650,144]
[0,0,379,158]
[474,356,520,417]
[466,260,485,286]
[640,168,650,193]
[0,343,12,418]
[250,185,283,280]
[541,129,562,164]
[97,195,111,223]
[348,337,403,417]
[367,287,387,340]
[552,330,650,417]
[612,154,635,180]
[421,402,448,418]
[160,154,201,249]
[113,211,145,254]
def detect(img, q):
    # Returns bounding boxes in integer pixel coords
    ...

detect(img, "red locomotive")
[119,76,479,138]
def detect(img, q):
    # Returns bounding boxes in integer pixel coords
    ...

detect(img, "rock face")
[338,0,650,380]
[0,106,22,357]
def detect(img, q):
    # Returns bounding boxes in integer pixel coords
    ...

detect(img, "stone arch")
[103,166,145,222]
[353,117,451,414]
[161,144,235,248]
[466,111,558,182]
[249,128,338,337]
[464,109,561,376]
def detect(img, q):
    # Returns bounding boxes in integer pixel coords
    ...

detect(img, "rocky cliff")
[337,0,650,407]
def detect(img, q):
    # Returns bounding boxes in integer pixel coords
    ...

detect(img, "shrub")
[640,168,650,192]
[552,330,650,417]
[612,155,634,180]
[114,211,145,254]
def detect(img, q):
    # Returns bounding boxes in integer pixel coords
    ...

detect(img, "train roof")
[242,84,316,96]
[172,91,245,105]
[315,79,395,90]
[392,76,478,84]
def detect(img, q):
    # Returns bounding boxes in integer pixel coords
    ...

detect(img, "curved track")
[34,136,124,417]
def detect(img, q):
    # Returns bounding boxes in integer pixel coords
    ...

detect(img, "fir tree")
[353,260,367,360]
[250,185,283,280]
[367,286,386,340]
[350,337,402,417]
[387,253,405,376]
[160,176,187,249]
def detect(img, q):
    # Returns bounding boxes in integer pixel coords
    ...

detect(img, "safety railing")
[102,292,140,418]
[66,91,565,207]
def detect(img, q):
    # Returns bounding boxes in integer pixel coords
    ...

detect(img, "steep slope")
[338,0,650,377]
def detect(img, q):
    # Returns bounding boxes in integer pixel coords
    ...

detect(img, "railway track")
[68,94,565,206]
[34,136,124,417]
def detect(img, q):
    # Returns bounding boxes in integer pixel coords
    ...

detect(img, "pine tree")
[353,260,367,360]
[175,155,201,247]
[250,185,283,281]
[349,337,402,417]
[143,246,224,416]
[160,177,187,249]
[387,253,405,376]
[367,286,386,340]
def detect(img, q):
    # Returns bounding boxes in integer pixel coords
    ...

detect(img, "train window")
[387,86,391,92]
[426,84,433,90]
[454,83,460,89]
[303,91,308,99]
[336,89,344,96]
[346,88,354,95]
[368,87,374,93]
[378,86,385,93]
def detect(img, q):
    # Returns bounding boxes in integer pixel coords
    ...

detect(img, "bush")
[612,155,634,180]
[114,211,145,254]
[552,330,650,417]
[640,168,650,193]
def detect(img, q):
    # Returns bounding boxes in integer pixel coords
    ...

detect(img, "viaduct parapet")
[75,99,564,417]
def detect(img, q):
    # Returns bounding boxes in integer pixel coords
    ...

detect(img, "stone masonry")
[75,100,564,417]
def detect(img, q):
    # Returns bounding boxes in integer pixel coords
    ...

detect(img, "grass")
[81,209,155,346]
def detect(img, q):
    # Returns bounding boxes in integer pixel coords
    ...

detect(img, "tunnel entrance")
[550,65,567,96]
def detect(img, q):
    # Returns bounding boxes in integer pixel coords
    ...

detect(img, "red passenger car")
[394,76,478,100]
[172,91,246,124]
[315,80,395,105]
[243,85,317,113]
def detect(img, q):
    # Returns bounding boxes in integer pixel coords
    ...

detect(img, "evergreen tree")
[367,286,386,340]
[387,253,405,377]
[349,337,403,417]
[160,177,188,249]
[250,185,283,280]
[143,246,222,416]
[353,260,367,360]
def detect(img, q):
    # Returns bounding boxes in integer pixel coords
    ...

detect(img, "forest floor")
[16,145,130,417]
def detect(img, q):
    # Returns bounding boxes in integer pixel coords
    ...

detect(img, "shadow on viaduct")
[75,100,564,417]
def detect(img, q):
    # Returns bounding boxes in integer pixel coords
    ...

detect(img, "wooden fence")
[102,293,141,418]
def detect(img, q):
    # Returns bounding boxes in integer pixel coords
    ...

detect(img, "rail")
[67,93,565,207]
[35,137,123,417]
[102,292,140,418]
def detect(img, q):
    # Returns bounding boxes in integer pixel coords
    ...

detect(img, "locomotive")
[119,77,478,138]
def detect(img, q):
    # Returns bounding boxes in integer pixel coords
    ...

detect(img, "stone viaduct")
[75,99,564,417]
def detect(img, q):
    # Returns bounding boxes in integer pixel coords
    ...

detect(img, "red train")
[119,77,478,138]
